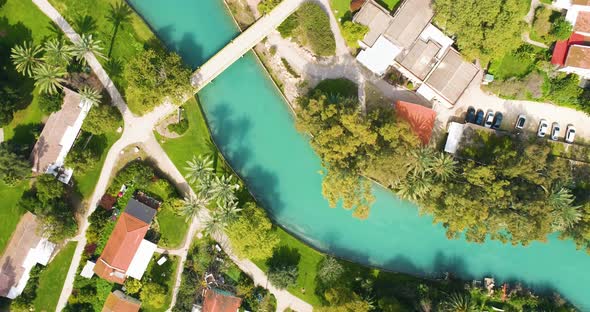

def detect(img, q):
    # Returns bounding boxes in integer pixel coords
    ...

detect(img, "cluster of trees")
[532,7,572,44]
[17,175,78,241]
[433,0,529,64]
[295,81,421,218]
[0,143,31,185]
[11,35,104,95]
[278,2,336,56]
[174,238,276,311]
[542,73,590,113]
[123,48,193,113]
[297,79,590,247]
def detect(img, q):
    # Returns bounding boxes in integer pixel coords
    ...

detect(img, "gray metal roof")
[399,39,441,79]
[125,198,156,224]
[425,49,479,104]
[384,0,434,48]
[353,0,393,46]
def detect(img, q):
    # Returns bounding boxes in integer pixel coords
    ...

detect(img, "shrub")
[39,92,63,114]
[281,58,300,78]
[317,257,344,284]
[140,283,166,308]
[258,0,282,14]
[81,104,122,135]
[542,73,585,109]
[278,2,336,56]
[107,161,155,194]
[65,146,99,175]
[268,264,298,289]
[167,117,189,135]
[340,21,368,49]
[124,278,142,295]
[146,178,176,201]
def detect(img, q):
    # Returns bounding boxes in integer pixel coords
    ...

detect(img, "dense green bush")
[278,2,336,56]
[81,104,122,135]
[542,73,589,112]
[38,92,63,114]
[167,110,189,135]
[340,21,368,49]
[107,161,155,194]
[11,266,43,311]
[65,145,100,175]
[258,0,282,14]
[0,143,31,185]
[532,7,571,44]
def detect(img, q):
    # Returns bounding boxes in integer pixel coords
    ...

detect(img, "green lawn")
[0,182,27,254]
[75,131,121,198]
[155,97,226,175]
[157,208,189,249]
[254,228,324,306]
[142,255,179,312]
[33,242,77,312]
[47,0,160,109]
[329,0,351,21]
[377,0,401,10]
[0,0,55,43]
[489,52,535,80]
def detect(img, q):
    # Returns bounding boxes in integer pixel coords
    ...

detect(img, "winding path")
[32,0,311,311]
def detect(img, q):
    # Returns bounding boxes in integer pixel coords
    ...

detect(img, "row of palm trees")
[179,155,242,236]
[10,34,105,95]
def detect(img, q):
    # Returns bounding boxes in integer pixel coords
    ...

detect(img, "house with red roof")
[102,290,141,312]
[93,199,157,284]
[201,288,242,312]
[394,100,436,145]
[551,1,590,78]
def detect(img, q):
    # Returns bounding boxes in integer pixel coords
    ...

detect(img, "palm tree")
[11,41,42,77]
[73,34,105,65]
[549,187,582,230]
[394,176,432,202]
[405,147,434,178]
[43,38,74,66]
[106,1,133,57]
[439,292,475,312]
[209,174,240,205]
[178,191,211,221]
[79,85,102,106]
[431,152,457,182]
[33,63,67,95]
[217,199,242,224]
[204,210,228,237]
[184,155,214,187]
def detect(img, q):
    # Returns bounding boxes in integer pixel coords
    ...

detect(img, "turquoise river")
[129,0,589,309]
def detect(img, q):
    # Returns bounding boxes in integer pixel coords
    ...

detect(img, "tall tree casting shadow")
[105,1,132,58]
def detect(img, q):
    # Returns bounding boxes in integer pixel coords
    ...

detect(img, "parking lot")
[435,77,590,144]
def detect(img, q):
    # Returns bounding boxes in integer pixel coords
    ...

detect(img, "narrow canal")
[128,0,590,309]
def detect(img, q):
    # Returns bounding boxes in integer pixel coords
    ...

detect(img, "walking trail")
[32,0,311,311]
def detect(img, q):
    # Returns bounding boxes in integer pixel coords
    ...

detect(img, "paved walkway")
[33,1,312,311]
[192,0,306,90]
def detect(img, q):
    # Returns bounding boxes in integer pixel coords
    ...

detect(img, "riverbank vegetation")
[278,2,336,56]
[295,78,590,250]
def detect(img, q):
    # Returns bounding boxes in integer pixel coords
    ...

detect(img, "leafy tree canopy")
[81,103,122,135]
[226,202,280,260]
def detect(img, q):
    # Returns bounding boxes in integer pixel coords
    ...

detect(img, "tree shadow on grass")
[74,15,98,35]
[10,123,43,152]
[267,246,301,269]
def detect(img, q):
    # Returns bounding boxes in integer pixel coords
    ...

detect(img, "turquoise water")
[129,0,590,309]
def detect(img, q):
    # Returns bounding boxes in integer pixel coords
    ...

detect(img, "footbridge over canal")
[191,0,305,91]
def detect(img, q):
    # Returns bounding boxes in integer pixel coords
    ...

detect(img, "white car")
[537,119,549,138]
[484,111,494,128]
[550,122,560,141]
[565,125,576,143]
[515,114,526,129]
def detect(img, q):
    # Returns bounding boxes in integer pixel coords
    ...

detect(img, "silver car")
[550,123,560,141]
[484,111,494,128]
[515,114,526,129]
[537,119,549,138]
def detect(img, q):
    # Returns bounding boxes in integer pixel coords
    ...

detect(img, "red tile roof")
[552,39,569,66]
[94,212,149,284]
[202,288,242,312]
[102,290,141,312]
[552,32,590,67]
[565,45,590,69]
[395,100,436,145]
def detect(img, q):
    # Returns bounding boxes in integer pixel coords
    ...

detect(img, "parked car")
[515,114,526,129]
[492,112,503,129]
[465,107,476,123]
[550,122,560,141]
[565,125,576,143]
[537,119,549,137]
[484,111,494,128]
[475,109,484,125]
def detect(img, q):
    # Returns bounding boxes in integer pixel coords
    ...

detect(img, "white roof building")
[357,36,402,75]
[124,239,157,280]
[444,122,466,154]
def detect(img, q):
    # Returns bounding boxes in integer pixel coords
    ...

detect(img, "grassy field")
[489,51,536,80]
[47,0,159,105]
[143,255,179,312]
[155,97,226,175]
[157,208,189,249]
[0,0,55,43]
[330,0,400,21]
[254,228,325,306]
[0,182,27,254]
[33,242,77,312]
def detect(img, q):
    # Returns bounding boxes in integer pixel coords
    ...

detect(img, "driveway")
[435,73,590,143]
